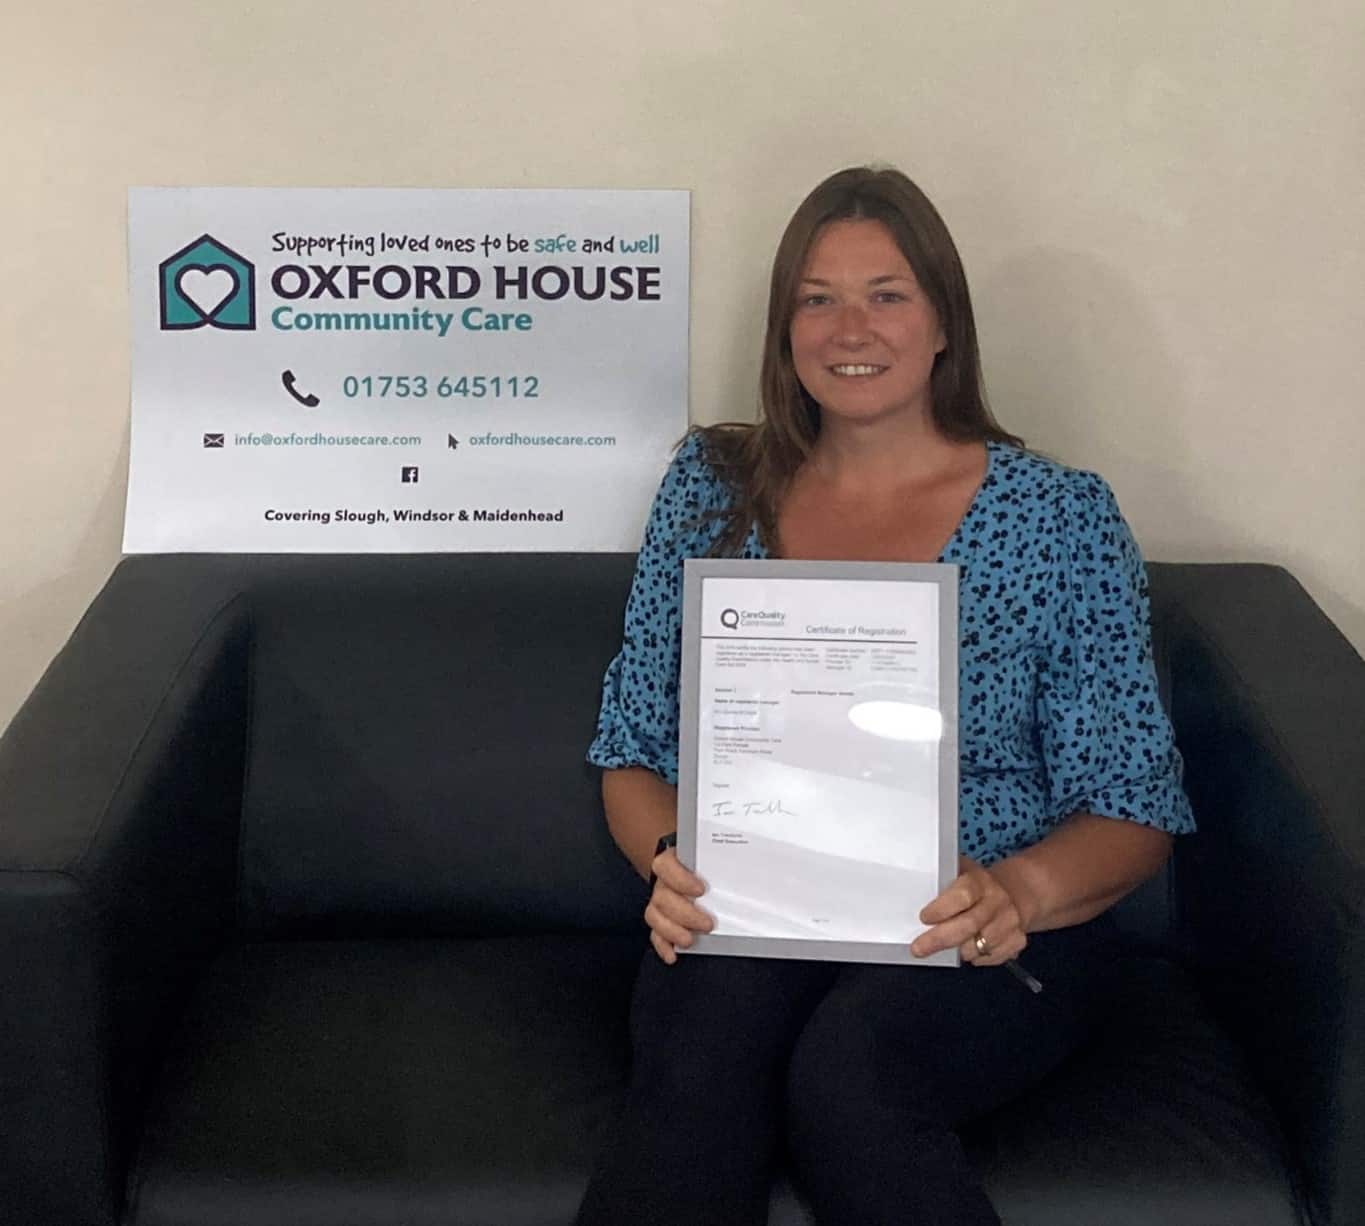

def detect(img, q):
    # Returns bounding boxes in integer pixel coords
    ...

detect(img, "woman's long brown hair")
[697,166,1022,557]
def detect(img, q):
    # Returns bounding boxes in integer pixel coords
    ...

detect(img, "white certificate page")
[681,566,957,965]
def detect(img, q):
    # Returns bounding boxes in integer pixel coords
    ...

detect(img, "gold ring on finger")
[974,933,990,957]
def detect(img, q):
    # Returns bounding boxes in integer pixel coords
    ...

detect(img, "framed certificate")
[677,559,959,966]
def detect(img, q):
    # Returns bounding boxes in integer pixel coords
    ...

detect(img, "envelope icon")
[203,433,225,448]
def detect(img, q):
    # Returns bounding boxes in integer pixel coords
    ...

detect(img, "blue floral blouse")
[588,434,1194,865]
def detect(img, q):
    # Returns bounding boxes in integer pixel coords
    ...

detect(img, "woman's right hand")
[644,847,714,964]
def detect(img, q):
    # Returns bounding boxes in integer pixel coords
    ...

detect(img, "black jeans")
[575,917,1120,1226]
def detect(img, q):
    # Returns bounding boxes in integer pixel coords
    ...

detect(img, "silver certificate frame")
[678,558,959,967]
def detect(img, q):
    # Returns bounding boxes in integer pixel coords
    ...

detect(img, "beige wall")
[3,0,1362,736]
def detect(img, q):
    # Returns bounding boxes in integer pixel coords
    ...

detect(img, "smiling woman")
[577,165,1192,1226]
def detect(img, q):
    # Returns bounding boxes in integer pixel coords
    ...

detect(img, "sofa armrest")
[1155,563,1365,1226]
[0,556,251,1226]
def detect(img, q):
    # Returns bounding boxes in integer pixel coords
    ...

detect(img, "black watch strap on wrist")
[648,831,678,887]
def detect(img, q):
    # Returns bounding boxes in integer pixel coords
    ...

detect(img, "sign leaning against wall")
[125,188,689,552]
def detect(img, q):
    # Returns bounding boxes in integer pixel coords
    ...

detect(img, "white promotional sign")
[125,188,689,552]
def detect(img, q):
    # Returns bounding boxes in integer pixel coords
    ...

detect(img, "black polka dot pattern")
[589,434,1194,865]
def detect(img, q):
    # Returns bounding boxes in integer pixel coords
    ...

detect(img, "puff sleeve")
[1035,471,1195,834]
[587,434,729,784]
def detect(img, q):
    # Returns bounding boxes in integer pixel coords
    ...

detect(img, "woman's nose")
[833,303,871,343]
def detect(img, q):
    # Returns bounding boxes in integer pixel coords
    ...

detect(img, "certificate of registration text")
[677,560,959,966]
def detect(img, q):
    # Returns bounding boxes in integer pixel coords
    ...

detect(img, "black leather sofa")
[1,554,1361,1226]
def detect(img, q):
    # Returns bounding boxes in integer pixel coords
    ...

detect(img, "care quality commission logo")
[158,234,256,330]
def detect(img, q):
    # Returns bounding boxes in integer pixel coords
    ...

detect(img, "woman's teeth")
[831,365,885,376]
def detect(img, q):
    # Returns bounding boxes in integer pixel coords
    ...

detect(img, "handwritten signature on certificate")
[710,799,799,818]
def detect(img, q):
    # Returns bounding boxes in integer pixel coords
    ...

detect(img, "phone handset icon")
[281,370,320,408]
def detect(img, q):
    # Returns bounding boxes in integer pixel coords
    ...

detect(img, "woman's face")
[789,219,945,430]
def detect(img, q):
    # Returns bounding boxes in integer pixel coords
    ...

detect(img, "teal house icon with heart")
[159,234,255,330]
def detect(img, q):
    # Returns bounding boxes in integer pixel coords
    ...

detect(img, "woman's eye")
[874,291,906,303]
[800,294,831,307]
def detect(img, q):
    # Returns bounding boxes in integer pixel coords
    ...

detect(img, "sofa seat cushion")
[129,940,1300,1226]
[128,934,642,1226]
[965,957,1301,1226]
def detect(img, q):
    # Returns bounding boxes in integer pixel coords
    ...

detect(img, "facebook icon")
[401,466,419,484]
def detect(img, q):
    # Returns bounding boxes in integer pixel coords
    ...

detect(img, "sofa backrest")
[238,553,646,938]
[233,552,1182,946]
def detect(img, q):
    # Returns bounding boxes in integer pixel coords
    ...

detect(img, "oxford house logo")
[159,234,256,331]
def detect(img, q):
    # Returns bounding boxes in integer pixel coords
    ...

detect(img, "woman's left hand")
[910,856,1030,966]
